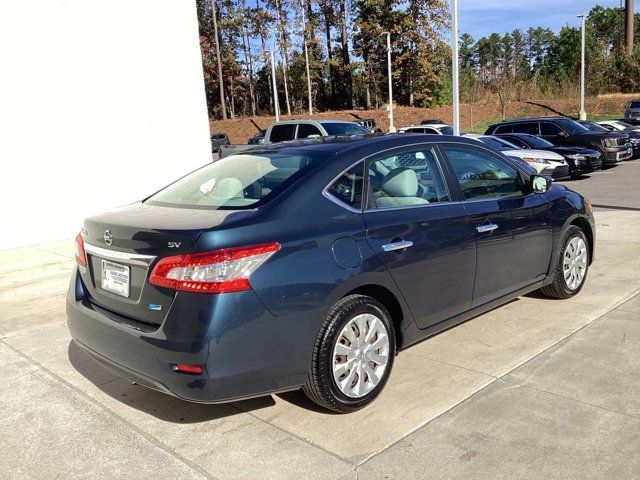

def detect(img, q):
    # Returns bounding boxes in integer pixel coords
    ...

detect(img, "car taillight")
[75,232,87,267]
[149,243,280,293]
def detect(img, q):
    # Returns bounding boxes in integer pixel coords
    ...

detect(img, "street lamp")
[451,0,460,135]
[382,32,395,133]
[265,50,280,122]
[578,14,586,120]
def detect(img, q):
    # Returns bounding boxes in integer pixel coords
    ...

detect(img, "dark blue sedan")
[67,135,595,413]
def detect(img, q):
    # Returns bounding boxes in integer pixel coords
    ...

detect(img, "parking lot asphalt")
[1,160,639,479]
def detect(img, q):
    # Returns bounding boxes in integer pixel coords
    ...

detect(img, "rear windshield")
[322,122,369,135]
[146,151,329,210]
[438,126,454,135]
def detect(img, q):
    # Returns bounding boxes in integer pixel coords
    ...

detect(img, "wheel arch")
[569,216,594,264]
[342,284,406,351]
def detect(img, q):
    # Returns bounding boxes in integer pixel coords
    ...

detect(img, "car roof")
[491,116,578,124]
[235,133,482,156]
[271,119,356,125]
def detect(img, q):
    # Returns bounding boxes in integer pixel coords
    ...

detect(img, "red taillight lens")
[149,243,280,294]
[171,364,203,375]
[75,233,87,267]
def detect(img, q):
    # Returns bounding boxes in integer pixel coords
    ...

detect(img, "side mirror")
[531,175,552,194]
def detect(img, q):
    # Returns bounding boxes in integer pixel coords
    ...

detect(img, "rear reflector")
[170,364,203,375]
[149,243,280,294]
[75,233,87,267]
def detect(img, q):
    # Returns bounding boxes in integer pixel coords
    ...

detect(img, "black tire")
[303,295,396,413]
[540,225,590,299]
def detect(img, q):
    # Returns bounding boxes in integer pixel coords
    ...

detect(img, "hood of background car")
[505,148,565,161]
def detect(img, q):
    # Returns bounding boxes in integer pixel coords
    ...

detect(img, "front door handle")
[476,223,499,233]
[382,240,414,252]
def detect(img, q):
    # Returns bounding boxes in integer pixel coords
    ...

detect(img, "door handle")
[382,240,414,252]
[476,223,499,233]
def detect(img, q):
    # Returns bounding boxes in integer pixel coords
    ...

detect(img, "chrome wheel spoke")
[334,342,352,357]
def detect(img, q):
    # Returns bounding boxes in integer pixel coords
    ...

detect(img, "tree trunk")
[322,5,335,104]
[240,1,256,116]
[364,53,371,109]
[339,0,353,108]
[274,0,292,115]
[211,0,227,120]
[300,0,313,115]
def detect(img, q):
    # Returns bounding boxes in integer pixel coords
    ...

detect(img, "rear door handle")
[476,223,499,233]
[382,240,414,252]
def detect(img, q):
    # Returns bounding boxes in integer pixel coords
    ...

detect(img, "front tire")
[303,295,396,413]
[540,225,589,299]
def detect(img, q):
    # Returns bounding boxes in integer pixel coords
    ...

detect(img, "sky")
[458,0,639,39]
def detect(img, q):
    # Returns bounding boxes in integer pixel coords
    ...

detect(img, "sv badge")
[168,242,182,248]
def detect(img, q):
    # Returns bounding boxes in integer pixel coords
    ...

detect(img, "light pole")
[383,32,395,133]
[451,0,460,135]
[266,50,280,122]
[578,14,586,120]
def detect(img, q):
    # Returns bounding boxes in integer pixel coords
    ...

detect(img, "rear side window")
[440,145,523,201]
[269,124,296,142]
[493,124,513,134]
[512,123,539,134]
[326,163,364,210]
[297,123,322,138]
[540,122,563,135]
[146,151,328,210]
[368,148,450,209]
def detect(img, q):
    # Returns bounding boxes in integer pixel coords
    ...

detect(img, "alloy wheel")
[563,236,588,290]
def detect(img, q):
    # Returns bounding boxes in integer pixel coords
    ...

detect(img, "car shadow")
[67,340,279,423]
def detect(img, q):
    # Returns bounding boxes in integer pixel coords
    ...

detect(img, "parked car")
[68,134,595,413]
[210,133,229,153]
[247,129,266,145]
[624,99,640,123]
[579,121,640,159]
[399,123,455,135]
[354,118,382,133]
[485,117,633,165]
[220,119,369,158]
[495,133,602,177]
[466,134,570,180]
[420,119,446,125]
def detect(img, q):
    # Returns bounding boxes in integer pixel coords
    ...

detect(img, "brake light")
[75,232,87,267]
[149,243,280,293]
[170,364,203,375]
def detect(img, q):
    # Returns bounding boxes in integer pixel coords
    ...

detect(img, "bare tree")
[211,0,227,119]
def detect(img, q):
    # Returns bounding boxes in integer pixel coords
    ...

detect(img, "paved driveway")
[1,163,639,479]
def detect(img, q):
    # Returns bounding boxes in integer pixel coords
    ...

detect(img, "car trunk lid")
[79,202,251,326]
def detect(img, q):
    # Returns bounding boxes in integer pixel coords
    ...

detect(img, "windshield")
[520,135,554,148]
[146,151,329,210]
[479,137,519,151]
[555,118,589,134]
[582,121,608,132]
[322,122,369,135]
[438,126,454,135]
[629,101,640,108]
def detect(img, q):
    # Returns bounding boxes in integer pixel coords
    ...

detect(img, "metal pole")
[625,0,635,55]
[267,50,280,122]
[301,0,313,115]
[385,32,396,133]
[578,14,586,120]
[451,0,460,135]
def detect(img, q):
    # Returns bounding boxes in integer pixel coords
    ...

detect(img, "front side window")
[512,123,539,134]
[494,125,514,134]
[326,163,364,210]
[269,124,296,142]
[540,122,563,136]
[368,148,449,209]
[297,123,322,138]
[441,145,523,201]
[146,151,328,210]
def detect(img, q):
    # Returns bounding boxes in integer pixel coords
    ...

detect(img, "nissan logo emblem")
[104,230,113,246]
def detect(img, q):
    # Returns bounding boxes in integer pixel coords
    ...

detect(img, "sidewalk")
[1,209,639,479]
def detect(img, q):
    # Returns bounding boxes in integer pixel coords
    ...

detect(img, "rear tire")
[303,295,395,413]
[540,225,589,299]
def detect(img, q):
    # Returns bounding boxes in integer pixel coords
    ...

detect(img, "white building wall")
[0,0,211,250]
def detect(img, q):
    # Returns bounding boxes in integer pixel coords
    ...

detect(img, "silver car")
[624,99,640,124]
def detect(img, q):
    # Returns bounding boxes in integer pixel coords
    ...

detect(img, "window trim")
[322,160,365,213]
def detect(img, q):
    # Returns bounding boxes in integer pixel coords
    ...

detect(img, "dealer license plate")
[101,260,130,297]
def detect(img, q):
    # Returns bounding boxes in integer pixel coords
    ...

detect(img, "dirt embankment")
[209,94,638,144]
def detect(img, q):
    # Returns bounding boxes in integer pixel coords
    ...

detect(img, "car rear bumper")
[66,268,318,403]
